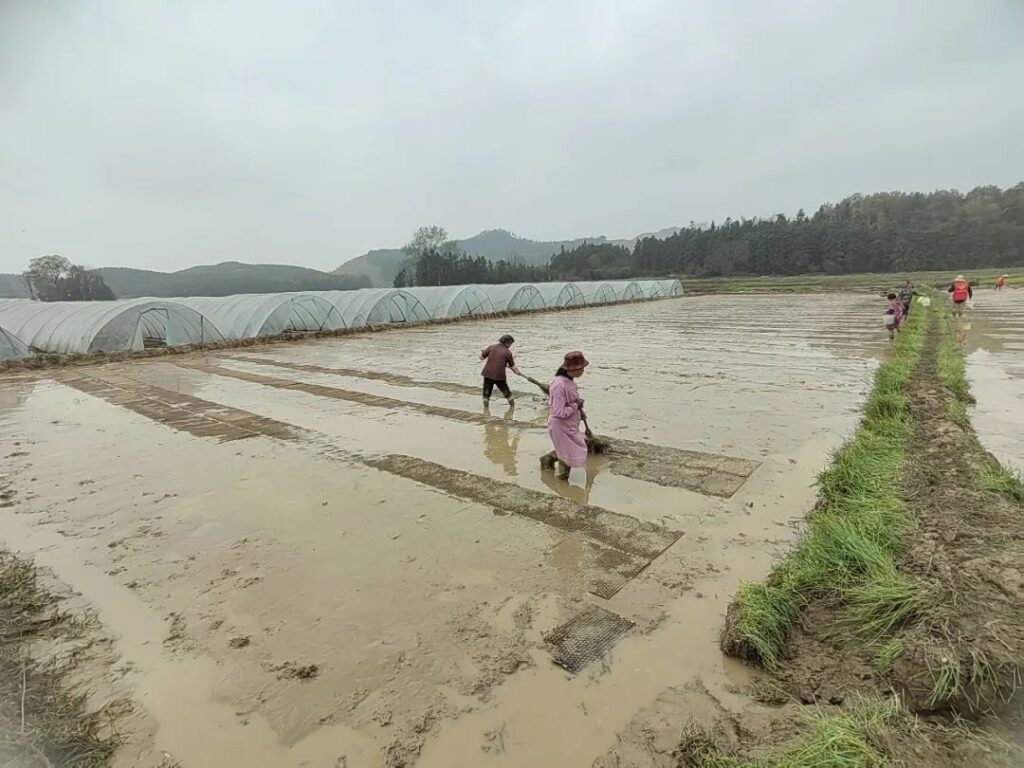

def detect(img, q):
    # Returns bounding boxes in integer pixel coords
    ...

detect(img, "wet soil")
[176,360,760,496]
[0,295,888,766]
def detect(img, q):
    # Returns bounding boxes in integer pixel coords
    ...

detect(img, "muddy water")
[963,289,1024,473]
[0,294,888,767]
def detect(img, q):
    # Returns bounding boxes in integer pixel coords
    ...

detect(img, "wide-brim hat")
[563,351,589,371]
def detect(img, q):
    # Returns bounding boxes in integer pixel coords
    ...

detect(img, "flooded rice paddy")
[1,294,900,767]
[964,289,1024,474]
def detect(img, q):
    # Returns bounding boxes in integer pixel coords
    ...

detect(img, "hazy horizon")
[2,0,1022,274]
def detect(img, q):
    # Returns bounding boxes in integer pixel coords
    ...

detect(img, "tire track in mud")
[181,361,760,497]
[57,369,680,599]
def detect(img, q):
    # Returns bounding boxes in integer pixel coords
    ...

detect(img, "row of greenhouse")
[0,279,682,360]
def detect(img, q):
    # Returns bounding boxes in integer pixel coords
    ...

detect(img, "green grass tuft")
[682,698,902,768]
[845,566,921,645]
[873,638,904,673]
[726,307,926,669]
[978,463,1024,504]
[934,305,974,404]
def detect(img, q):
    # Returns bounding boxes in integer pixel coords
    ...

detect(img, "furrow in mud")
[61,371,302,442]
[58,370,679,599]
[183,361,760,497]
[228,355,543,400]
[366,454,682,589]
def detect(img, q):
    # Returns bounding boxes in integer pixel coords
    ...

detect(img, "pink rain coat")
[547,375,588,468]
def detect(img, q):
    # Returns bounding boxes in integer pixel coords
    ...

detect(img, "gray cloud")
[1,0,1022,272]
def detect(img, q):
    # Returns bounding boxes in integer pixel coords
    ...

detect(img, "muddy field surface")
[0,295,889,767]
[965,288,1024,474]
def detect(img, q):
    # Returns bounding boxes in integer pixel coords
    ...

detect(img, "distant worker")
[899,280,915,317]
[480,334,520,408]
[541,351,590,480]
[947,274,973,315]
[995,274,1008,291]
[884,292,903,341]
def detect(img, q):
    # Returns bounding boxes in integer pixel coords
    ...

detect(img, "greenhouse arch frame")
[483,284,546,312]
[0,299,223,356]
[178,294,341,339]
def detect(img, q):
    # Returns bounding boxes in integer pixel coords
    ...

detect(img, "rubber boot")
[540,453,556,471]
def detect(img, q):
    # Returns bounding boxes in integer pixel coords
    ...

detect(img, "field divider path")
[56,367,681,600]
[180,359,760,497]
[228,354,546,401]
[695,302,1024,766]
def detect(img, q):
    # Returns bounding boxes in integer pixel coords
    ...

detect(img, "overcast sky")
[1,0,1022,273]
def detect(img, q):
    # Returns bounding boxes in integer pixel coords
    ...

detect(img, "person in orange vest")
[947,274,973,315]
[995,274,1008,291]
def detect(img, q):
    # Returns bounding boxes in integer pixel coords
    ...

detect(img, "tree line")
[23,255,115,301]
[393,226,550,287]
[398,184,1024,285]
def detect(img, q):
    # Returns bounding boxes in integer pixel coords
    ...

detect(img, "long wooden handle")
[524,375,549,394]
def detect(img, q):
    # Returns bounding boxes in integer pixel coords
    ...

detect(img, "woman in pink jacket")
[540,351,590,479]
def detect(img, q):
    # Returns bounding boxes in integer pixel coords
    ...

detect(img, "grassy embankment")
[722,304,925,670]
[703,300,1024,766]
[683,268,1022,295]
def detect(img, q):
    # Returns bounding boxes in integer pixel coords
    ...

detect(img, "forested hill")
[335,229,605,287]
[551,185,1024,279]
[0,273,32,299]
[95,262,370,298]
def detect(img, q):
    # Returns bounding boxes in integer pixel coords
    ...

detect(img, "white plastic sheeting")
[0,324,29,359]
[575,281,617,305]
[0,280,685,359]
[322,289,432,329]
[535,282,585,308]
[484,283,546,312]
[661,279,684,297]
[412,285,496,318]
[178,294,340,339]
[635,279,682,298]
[605,281,644,301]
[0,298,223,356]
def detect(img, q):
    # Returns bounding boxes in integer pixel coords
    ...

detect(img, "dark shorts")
[483,377,511,399]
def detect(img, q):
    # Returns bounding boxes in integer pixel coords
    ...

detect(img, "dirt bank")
[0,545,129,767]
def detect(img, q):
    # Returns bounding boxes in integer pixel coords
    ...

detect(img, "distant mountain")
[96,262,370,298]
[335,229,611,287]
[0,273,31,299]
[609,226,685,250]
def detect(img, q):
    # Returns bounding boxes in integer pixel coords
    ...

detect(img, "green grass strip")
[680,698,901,768]
[934,302,1024,505]
[728,305,927,669]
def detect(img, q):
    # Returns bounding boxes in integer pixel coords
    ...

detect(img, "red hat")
[563,351,589,371]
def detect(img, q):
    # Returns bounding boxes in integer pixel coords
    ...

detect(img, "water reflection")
[482,406,519,477]
[0,378,37,424]
[539,458,607,505]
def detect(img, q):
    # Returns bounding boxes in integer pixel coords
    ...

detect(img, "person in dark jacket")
[480,334,520,407]
[899,280,915,317]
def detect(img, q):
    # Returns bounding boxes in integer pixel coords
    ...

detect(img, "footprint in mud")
[163,612,193,650]
[266,660,320,680]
